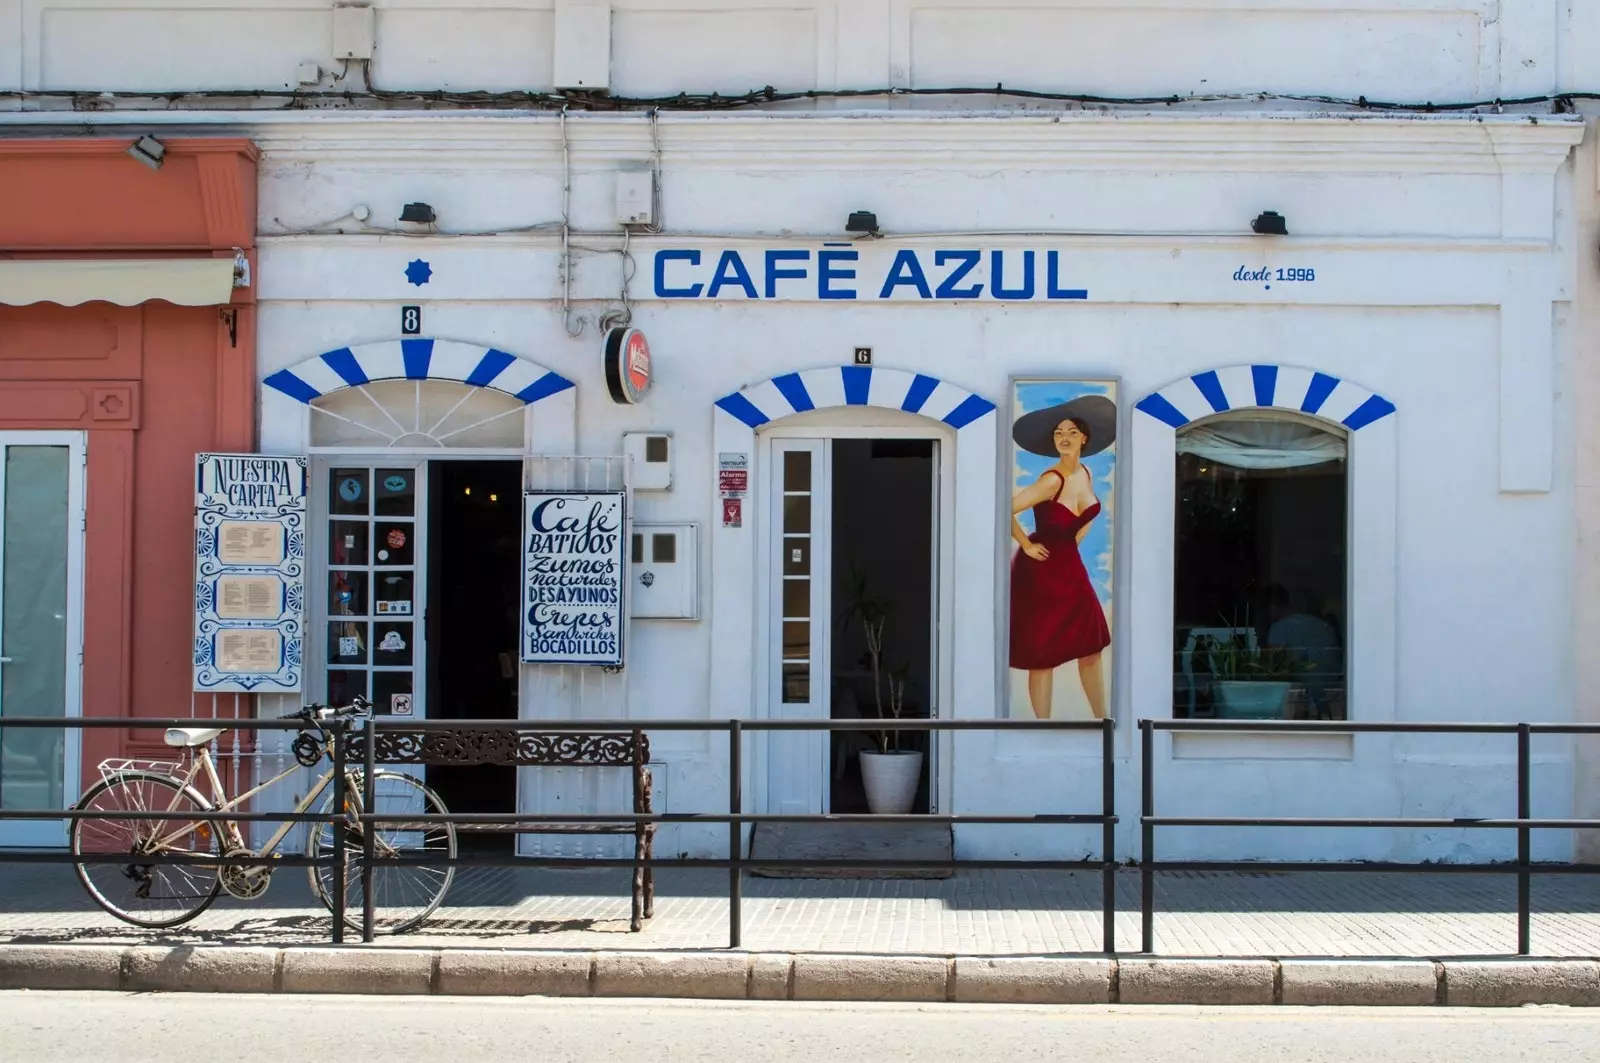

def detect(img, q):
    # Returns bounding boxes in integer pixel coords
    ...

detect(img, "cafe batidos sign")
[522,491,627,666]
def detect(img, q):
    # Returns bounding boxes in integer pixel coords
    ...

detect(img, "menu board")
[521,491,626,666]
[194,453,307,692]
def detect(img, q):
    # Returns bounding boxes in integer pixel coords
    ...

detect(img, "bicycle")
[69,697,456,934]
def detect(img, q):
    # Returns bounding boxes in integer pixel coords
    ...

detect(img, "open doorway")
[829,438,935,814]
[425,459,523,849]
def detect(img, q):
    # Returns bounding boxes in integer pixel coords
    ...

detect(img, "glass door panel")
[766,440,828,815]
[324,464,423,718]
[0,437,82,847]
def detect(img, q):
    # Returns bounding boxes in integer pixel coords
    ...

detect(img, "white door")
[765,439,829,815]
[0,433,85,847]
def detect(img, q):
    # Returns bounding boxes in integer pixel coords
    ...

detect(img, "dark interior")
[426,459,523,848]
[1172,448,1347,719]
[829,438,935,813]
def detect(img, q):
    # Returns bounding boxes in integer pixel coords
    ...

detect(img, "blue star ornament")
[405,259,433,287]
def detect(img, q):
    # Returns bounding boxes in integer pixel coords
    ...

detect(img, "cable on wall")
[6,84,1599,114]
[559,104,585,339]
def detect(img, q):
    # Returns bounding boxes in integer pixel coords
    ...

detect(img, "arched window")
[1173,411,1347,721]
[309,380,525,449]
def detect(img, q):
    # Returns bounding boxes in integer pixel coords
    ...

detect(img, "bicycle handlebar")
[278,695,372,723]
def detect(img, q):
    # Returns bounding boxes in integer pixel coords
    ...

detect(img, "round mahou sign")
[604,327,652,405]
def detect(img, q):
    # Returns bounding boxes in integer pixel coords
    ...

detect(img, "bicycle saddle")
[163,726,226,748]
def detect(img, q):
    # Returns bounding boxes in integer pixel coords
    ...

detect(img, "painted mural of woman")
[1008,394,1116,719]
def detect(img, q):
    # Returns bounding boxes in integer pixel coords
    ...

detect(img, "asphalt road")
[1,993,1598,1062]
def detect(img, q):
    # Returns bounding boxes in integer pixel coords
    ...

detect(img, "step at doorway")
[748,821,953,880]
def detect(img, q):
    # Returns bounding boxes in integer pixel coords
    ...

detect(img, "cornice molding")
[244,112,1585,175]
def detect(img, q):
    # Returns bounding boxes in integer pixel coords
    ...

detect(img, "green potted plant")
[1195,618,1311,719]
[836,567,922,814]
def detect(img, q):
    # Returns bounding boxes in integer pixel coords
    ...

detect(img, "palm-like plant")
[835,565,899,753]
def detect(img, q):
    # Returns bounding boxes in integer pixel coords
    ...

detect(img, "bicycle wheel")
[71,772,222,928]
[308,770,455,934]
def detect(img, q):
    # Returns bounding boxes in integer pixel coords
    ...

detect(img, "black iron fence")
[0,713,1116,950]
[2,713,1599,956]
[348,716,1117,949]
[0,715,360,935]
[1140,719,1600,956]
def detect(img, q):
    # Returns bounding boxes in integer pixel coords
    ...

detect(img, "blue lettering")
[706,249,758,299]
[878,249,932,299]
[1047,251,1088,299]
[818,249,858,300]
[934,250,983,300]
[653,250,703,298]
[765,249,810,298]
[990,250,1035,300]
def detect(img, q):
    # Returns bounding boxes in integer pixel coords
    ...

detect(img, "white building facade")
[3,0,1598,863]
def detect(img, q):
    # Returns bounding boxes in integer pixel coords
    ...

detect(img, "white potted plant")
[838,569,923,814]
[859,662,922,814]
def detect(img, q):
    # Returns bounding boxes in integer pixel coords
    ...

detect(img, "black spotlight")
[845,210,880,236]
[1251,211,1288,236]
[399,202,437,224]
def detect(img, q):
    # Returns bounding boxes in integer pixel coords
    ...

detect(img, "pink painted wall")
[0,138,258,772]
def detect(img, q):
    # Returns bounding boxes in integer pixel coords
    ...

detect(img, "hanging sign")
[521,491,626,666]
[603,326,652,404]
[193,453,307,692]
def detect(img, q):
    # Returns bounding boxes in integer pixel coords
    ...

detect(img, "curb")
[1,946,1597,1005]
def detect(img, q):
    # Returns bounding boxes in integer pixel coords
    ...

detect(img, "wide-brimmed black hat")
[1012,394,1117,458]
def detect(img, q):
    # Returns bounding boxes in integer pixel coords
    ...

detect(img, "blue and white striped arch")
[264,338,575,407]
[1134,364,1395,431]
[714,366,997,432]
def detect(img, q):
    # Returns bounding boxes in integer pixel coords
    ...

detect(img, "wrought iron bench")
[348,727,656,931]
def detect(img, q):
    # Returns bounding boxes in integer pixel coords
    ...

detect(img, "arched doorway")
[714,366,998,824]
[265,339,576,835]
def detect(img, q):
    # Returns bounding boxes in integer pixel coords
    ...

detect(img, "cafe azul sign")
[652,245,1089,302]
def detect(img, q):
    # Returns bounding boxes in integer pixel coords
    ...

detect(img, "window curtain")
[1177,418,1346,470]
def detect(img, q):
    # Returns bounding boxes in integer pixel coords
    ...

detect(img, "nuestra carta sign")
[521,491,627,666]
[651,245,1089,302]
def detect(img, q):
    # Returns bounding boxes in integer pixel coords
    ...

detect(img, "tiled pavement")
[2,862,1597,957]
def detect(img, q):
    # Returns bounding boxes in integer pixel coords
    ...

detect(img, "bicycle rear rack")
[95,757,188,786]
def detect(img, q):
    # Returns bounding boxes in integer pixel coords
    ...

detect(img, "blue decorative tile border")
[714,365,997,432]
[1135,365,1395,431]
[265,339,574,408]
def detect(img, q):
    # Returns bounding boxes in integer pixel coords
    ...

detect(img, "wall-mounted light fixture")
[845,210,880,237]
[127,135,165,171]
[399,202,437,225]
[1251,210,1288,236]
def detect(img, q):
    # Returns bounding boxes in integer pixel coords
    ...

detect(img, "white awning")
[0,256,246,307]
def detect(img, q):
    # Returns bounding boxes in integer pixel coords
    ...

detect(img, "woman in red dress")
[1009,395,1115,719]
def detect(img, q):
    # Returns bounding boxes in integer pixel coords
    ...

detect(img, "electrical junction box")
[615,170,655,227]
[331,4,374,60]
[624,432,672,490]
[630,523,698,619]
[553,0,611,90]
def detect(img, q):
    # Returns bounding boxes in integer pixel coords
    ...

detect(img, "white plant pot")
[859,750,924,814]
[1214,680,1291,719]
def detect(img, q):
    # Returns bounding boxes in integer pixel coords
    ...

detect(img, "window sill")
[1171,729,1354,761]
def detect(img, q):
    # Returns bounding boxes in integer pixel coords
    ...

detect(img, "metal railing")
[351,715,1118,949]
[1139,719,1600,955]
[0,715,362,940]
[0,714,1117,951]
[5,713,1600,956]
